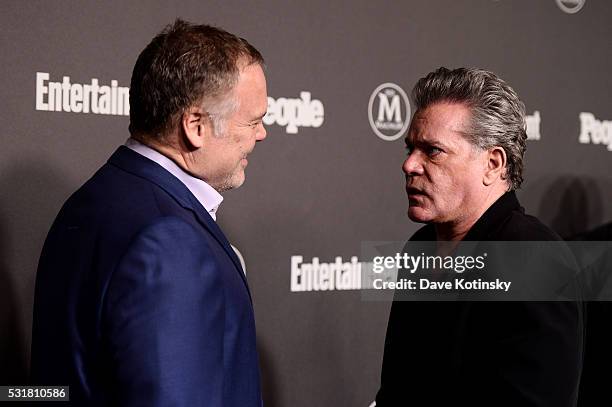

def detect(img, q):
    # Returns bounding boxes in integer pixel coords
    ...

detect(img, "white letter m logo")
[377,93,401,123]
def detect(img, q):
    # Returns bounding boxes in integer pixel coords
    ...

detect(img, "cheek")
[427,167,467,209]
[427,166,455,194]
[452,169,482,201]
[235,132,254,151]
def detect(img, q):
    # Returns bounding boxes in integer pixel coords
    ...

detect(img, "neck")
[435,222,473,242]
[134,134,197,177]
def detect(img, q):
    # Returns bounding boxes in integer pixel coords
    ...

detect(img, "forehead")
[231,63,267,117]
[235,64,266,97]
[407,102,472,145]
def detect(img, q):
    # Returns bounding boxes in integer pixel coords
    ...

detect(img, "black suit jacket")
[376,192,584,407]
[571,222,612,407]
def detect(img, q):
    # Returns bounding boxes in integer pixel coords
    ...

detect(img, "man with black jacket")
[375,67,583,406]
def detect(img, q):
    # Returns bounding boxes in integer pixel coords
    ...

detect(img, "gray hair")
[412,67,527,190]
[203,94,240,136]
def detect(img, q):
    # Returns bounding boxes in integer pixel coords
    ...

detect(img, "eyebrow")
[251,111,267,122]
[405,136,447,149]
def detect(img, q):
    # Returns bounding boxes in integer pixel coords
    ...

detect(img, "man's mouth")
[406,186,425,198]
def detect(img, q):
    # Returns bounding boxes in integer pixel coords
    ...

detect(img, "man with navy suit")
[31,19,268,406]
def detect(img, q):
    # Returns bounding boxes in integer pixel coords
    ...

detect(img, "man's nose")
[403,151,424,176]
[256,123,267,142]
[255,123,267,142]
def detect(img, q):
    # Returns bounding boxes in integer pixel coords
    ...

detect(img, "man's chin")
[407,206,431,223]
[212,172,245,192]
[230,172,246,190]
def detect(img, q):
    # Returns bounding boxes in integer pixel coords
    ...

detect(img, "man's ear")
[181,107,208,149]
[483,146,507,186]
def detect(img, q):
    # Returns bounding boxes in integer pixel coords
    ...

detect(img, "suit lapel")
[107,146,252,300]
[183,193,252,300]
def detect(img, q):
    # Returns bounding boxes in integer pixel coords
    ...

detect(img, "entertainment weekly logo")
[579,112,612,151]
[290,256,363,292]
[35,72,129,115]
[263,92,325,134]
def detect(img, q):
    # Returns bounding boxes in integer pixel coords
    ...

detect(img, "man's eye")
[427,147,442,157]
[405,146,413,155]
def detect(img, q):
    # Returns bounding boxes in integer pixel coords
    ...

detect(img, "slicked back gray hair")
[412,67,527,190]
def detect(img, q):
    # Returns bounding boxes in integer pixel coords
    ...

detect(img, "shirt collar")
[125,138,223,221]
[462,191,522,241]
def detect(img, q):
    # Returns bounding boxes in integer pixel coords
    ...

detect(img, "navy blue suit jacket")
[31,146,262,406]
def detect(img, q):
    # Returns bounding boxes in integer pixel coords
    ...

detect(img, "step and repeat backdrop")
[1,1,610,405]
